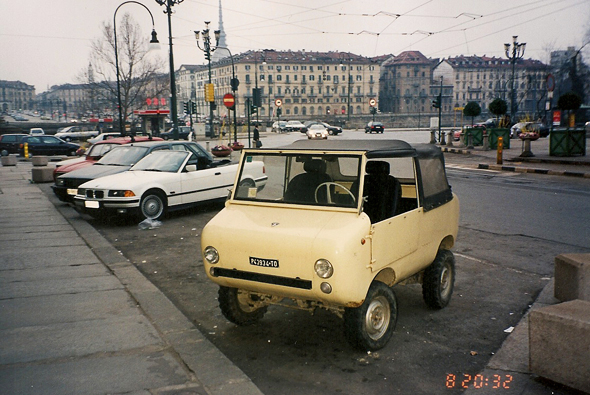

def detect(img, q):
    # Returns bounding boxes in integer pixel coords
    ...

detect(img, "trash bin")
[550,129,586,157]
[488,128,511,149]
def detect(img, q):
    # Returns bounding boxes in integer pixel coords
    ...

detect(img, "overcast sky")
[1,0,589,93]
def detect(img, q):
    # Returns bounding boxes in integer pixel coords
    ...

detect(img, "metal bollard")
[497,136,503,164]
[440,130,447,146]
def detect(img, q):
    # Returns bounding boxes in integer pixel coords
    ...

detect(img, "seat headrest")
[366,161,390,175]
[304,159,326,173]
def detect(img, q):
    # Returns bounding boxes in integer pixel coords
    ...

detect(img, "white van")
[29,128,45,135]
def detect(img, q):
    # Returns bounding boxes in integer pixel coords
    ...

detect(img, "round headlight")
[204,246,219,264]
[314,259,333,279]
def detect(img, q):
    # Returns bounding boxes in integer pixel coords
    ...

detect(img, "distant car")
[19,135,79,157]
[55,126,99,141]
[53,136,163,181]
[284,120,308,133]
[0,134,27,155]
[306,124,329,140]
[29,128,45,135]
[271,121,287,133]
[160,126,193,140]
[306,121,342,135]
[510,122,549,138]
[53,140,221,203]
[74,150,266,220]
[365,121,384,133]
[87,132,122,145]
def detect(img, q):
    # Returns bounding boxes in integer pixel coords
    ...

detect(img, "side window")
[151,146,170,152]
[28,137,40,144]
[171,144,188,152]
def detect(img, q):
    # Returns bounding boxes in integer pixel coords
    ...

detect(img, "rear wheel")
[344,281,397,351]
[218,286,268,325]
[140,190,166,220]
[422,249,455,309]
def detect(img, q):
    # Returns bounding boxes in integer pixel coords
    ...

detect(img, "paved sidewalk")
[0,160,262,395]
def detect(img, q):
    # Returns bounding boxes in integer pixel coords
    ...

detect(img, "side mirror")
[185,164,197,172]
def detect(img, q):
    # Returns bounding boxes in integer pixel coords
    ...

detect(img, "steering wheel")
[314,182,355,204]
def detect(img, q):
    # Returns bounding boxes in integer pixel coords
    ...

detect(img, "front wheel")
[422,249,455,309]
[140,190,166,220]
[218,286,268,326]
[344,281,398,351]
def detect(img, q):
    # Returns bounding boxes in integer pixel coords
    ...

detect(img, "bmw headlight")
[314,259,333,279]
[204,246,219,264]
[108,190,135,197]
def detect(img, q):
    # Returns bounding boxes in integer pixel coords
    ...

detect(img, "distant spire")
[211,0,229,62]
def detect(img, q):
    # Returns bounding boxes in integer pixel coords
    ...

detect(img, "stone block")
[1,155,17,166]
[31,166,54,183]
[555,253,590,302]
[529,299,590,393]
[31,156,49,166]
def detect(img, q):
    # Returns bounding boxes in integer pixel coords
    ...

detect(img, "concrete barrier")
[554,253,590,302]
[31,166,54,183]
[1,155,17,166]
[31,156,49,166]
[529,299,590,393]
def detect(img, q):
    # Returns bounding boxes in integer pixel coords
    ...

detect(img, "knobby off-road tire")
[218,286,268,326]
[140,190,166,220]
[422,249,456,309]
[343,281,398,351]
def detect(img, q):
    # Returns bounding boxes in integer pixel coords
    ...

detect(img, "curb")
[478,163,590,178]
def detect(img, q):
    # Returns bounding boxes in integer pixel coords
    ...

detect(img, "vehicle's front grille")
[64,178,90,188]
[212,268,312,290]
[85,190,104,199]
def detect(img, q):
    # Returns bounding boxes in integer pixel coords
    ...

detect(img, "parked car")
[510,122,549,138]
[306,121,342,135]
[0,134,27,155]
[55,126,99,141]
[53,136,163,181]
[306,124,329,140]
[201,139,459,351]
[271,121,287,133]
[87,132,122,144]
[160,126,193,140]
[29,128,45,135]
[53,140,223,203]
[365,121,384,133]
[74,150,266,220]
[19,135,79,157]
[284,120,308,133]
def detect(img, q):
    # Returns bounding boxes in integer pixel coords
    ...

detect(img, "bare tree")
[80,13,166,125]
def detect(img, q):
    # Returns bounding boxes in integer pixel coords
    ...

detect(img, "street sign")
[223,93,235,108]
[275,99,282,107]
[369,98,377,107]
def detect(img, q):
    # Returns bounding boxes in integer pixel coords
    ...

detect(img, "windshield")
[86,143,117,158]
[234,152,362,208]
[97,146,149,166]
[131,151,189,172]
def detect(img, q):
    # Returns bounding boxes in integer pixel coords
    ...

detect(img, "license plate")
[67,188,78,195]
[249,257,279,268]
[85,201,99,209]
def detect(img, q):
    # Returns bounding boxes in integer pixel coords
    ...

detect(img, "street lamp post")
[195,22,220,138]
[215,46,239,142]
[155,0,183,140]
[114,1,159,136]
[504,35,526,123]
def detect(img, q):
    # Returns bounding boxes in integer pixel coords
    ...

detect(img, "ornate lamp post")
[504,35,526,123]
[155,0,183,140]
[214,45,239,142]
[113,1,159,136]
[195,22,220,138]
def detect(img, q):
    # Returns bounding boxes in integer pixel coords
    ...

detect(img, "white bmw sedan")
[74,150,266,220]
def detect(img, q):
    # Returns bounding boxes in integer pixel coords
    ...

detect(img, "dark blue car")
[19,135,80,157]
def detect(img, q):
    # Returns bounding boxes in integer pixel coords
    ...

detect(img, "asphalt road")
[79,131,590,394]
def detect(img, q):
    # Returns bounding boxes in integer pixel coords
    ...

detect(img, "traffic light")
[432,94,441,109]
[183,102,189,113]
[276,107,282,117]
[250,102,258,115]
[370,107,377,115]
[191,101,196,114]
[252,88,262,107]
[231,77,240,91]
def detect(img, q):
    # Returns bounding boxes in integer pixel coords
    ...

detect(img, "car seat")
[285,159,332,203]
[362,161,401,223]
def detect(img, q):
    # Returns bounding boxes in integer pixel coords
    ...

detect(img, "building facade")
[0,80,35,112]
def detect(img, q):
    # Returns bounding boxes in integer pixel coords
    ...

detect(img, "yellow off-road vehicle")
[201,140,459,350]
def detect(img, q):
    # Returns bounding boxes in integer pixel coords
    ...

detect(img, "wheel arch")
[373,268,396,287]
[439,235,455,251]
[142,187,168,204]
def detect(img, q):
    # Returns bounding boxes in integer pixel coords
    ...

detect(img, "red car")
[53,136,162,181]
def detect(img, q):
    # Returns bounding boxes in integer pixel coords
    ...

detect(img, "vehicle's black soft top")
[271,139,442,159]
